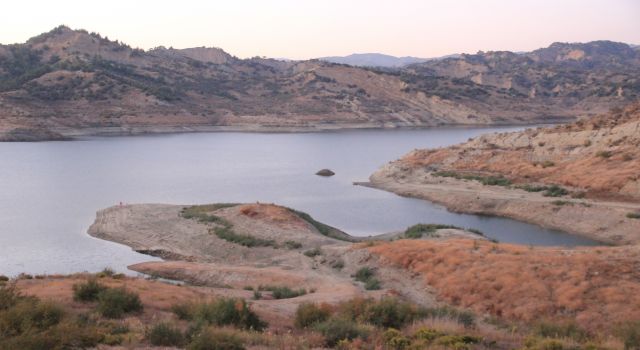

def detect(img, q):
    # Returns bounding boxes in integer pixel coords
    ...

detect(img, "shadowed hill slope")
[1,27,639,140]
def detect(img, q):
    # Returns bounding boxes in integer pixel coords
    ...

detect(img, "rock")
[316,169,335,177]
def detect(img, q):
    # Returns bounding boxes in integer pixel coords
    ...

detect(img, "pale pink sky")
[1,0,639,59]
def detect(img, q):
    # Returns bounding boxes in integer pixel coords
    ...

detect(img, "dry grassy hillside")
[367,239,640,335]
[399,102,640,201]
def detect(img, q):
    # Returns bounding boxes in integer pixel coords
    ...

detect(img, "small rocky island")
[315,169,335,177]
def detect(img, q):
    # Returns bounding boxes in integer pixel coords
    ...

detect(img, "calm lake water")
[0,127,598,276]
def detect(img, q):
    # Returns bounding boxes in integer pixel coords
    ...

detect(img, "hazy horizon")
[1,0,639,60]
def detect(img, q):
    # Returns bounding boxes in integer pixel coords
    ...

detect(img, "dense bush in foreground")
[97,287,143,318]
[0,285,106,349]
[72,278,107,301]
[187,327,245,350]
[147,322,185,347]
[172,298,266,331]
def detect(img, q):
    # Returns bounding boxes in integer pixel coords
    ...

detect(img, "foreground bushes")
[147,322,185,347]
[315,317,370,347]
[73,278,143,318]
[188,328,245,350]
[72,278,107,302]
[294,302,332,329]
[172,298,266,331]
[0,285,105,349]
[293,297,477,347]
[97,287,143,318]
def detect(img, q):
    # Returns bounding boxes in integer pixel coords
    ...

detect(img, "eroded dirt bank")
[368,102,640,245]
[367,169,640,245]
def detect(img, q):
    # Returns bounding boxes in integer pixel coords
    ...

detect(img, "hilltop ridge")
[1,26,639,140]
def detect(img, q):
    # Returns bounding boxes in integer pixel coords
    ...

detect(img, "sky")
[1,0,639,60]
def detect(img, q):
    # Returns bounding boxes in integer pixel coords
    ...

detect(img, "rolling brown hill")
[395,101,640,201]
[1,26,639,140]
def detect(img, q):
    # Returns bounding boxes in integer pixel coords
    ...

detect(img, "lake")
[0,127,599,276]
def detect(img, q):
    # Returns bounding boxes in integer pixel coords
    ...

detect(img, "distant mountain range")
[319,53,465,68]
[1,26,639,140]
[319,53,430,67]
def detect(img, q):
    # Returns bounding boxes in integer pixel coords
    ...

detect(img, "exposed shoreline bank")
[365,166,640,245]
[1,117,573,142]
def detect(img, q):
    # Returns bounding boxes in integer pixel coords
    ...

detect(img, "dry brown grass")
[237,203,308,229]
[400,102,640,201]
[367,239,640,334]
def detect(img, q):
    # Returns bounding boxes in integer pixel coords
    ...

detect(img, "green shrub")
[288,208,356,242]
[212,226,276,248]
[0,286,104,349]
[258,286,306,299]
[596,150,612,158]
[0,285,22,310]
[172,298,266,331]
[353,267,384,290]
[543,185,569,197]
[364,278,381,290]
[97,267,115,278]
[335,297,428,329]
[295,303,332,329]
[616,321,640,350]
[172,302,193,320]
[284,240,302,249]
[383,328,411,350]
[147,322,185,347]
[188,328,245,350]
[331,260,345,270]
[180,204,238,222]
[523,337,568,350]
[405,224,450,238]
[73,278,107,302]
[627,212,640,219]
[414,327,444,341]
[303,247,322,257]
[435,334,481,349]
[571,191,587,199]
[96,288,143,318]
[0,299,65,335]
[314,317,368,347]
[0,276,9,282]
[354,267,375,283]
[517,184,549,192]
[359,298,417,329]
[433,171,511,187]
[541,160,555,168]
[0,320,104,350]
